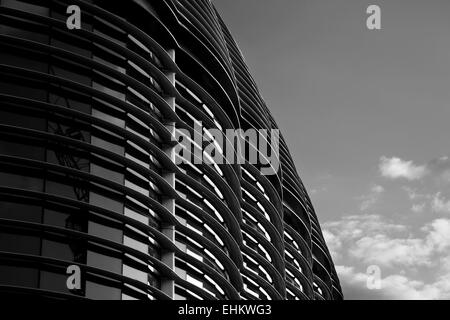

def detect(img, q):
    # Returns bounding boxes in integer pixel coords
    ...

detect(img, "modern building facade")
[0,0,343,300]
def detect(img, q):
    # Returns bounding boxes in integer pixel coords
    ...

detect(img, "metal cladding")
[0,0,343,300]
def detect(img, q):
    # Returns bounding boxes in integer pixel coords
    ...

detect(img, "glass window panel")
[121,293,137,300]
[93,80,125,101]
[0,108,46,130]
[39,270,72,294]
[88,217,123,244]
[123,232,147,254]
[91,162,124,185]
[85,280,121,300]
[0,78,47,101]
[50,64,91,86]
[0,231,41,255]
[92,106,125,128]
[124,206,148,224]
[41,239,75,261]
[43,209,70,228]
[0,265,39,287]
[45,179,80,200]
[50,37,92,58]
[125,179,148,197]
[0,171,43,192]
[91,135,124,156]
[0,138,45,160]
[0,201,42,223]
[122,263,147,284]
[89,191,123,214]
[87,250,122,275]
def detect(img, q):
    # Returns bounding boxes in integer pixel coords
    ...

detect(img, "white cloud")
[372,185,385,193]
[429,156,450,184]
[324,155,450,299]
[325,215,450,299]
[411,203,426,213]
[310,186,327,196]
[422,218,450,252]
[402,188,450,215]
[359,185,385,211]
[324,215,406,246]
[402,187,431,213]
[402,186,428,200]
[380,155,450,183]
[326,215,450,268]
[336,266,446,300]
[350,234,432,268]
[379,156,428,181]
[432,193,450,214]
[322,229,342,260]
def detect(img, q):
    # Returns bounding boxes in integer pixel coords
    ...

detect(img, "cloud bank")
[379,157,428,180]
[324,215,450,299]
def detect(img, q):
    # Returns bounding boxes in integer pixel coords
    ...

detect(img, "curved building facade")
[0,0,342,300]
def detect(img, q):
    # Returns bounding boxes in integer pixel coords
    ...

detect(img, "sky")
[214,0,450,299]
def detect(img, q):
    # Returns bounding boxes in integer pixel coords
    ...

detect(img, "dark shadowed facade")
[0,0,342,300]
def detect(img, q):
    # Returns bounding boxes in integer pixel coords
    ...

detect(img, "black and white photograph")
[0,0,449,312]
